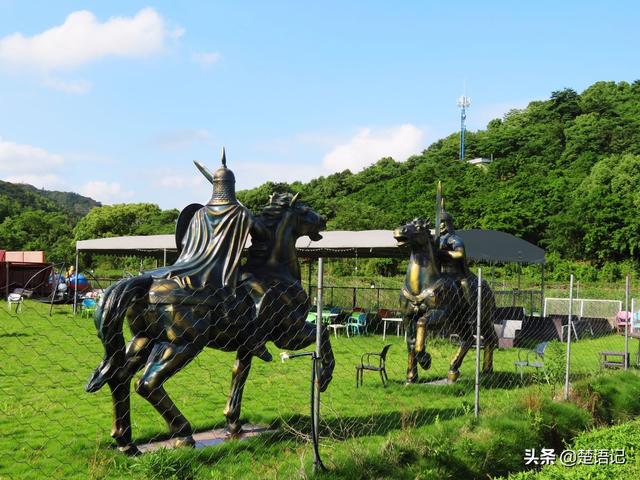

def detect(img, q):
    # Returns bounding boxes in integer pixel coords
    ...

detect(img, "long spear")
[434,181,442,243]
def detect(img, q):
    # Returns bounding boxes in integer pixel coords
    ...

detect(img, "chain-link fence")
[1,262,637,478]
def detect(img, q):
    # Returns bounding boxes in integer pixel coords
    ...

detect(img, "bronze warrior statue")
[86,149,334,455]
[438,209,472,306]
[394,214,497,384]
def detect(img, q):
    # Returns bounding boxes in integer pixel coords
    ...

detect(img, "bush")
[572,372,640,424]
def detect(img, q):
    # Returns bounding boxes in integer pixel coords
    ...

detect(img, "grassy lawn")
[0,300,636,479]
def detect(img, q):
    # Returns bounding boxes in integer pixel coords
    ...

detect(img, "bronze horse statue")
[393,218,497,383]
[86,193,334,454]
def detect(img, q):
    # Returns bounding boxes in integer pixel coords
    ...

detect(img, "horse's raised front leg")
[317,323,335,392]
[405,312,419,383]
[448,339,473,383]
[273,320,335,392]
[224,350,253,435]
[482,320,499,374]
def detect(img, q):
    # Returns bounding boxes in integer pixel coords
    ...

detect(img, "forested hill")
[238,80,640,263]
[0,180,102,261]
[0,180,100,222]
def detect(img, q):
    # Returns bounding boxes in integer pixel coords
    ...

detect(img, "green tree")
[73,204,178,240]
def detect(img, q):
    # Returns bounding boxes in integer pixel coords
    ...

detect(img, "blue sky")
[0,1,637,209]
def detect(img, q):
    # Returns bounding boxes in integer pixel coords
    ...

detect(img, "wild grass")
[0,300,638,479]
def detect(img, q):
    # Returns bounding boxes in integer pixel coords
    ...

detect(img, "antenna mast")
[457,92,471,161]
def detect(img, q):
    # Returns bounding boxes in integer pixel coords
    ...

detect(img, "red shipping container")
[5,251,45,263]
[23,251,45,263]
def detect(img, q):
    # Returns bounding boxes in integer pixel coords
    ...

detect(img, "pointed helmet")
[193,147,237,205]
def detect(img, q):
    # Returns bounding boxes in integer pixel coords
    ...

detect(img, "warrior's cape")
[153,204,252,290]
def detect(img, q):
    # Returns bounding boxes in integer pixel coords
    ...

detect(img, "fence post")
[564,274,574,401]
[352,287,357,309]
[625,275,630,370]
[540,263,545,316]
[73,250,79,314]
[474,268,482,418]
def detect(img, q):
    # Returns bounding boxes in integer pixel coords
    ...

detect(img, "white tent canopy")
[76,229,544,264]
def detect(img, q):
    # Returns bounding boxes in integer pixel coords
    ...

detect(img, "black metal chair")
[356,344,391,387]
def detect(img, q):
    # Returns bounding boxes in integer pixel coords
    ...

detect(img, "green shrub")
[572,372,640,424]
[539,400,593,451]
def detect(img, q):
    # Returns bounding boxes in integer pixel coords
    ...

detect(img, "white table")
[328,324,347,338]
[382,317,403,340]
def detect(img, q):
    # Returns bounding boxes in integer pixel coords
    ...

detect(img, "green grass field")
[0,300,637,479]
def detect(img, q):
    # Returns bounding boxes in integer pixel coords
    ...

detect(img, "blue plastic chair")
[346,313,368,336]
[81,298,97,318]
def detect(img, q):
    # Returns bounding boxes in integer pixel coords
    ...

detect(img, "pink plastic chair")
[616,311,631,334]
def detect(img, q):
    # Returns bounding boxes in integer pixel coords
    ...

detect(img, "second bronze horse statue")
[394,217,498,383]
[86,156,334,455]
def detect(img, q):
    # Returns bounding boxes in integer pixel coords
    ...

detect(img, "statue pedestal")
[136,424,275,453]
[423,378,450,386]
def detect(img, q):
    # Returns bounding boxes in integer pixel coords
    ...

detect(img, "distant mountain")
[0,180,100,223]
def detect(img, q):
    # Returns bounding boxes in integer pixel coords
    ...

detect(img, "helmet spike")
[221,146,227,168]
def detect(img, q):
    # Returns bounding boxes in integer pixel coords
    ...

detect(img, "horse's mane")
[246,192,299,261]
[411,217,432,239]
[259,192,298,228]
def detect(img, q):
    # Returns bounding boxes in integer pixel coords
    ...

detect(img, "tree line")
[239,80,640,265]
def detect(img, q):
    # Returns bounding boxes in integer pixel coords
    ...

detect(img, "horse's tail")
[85,275,153,393]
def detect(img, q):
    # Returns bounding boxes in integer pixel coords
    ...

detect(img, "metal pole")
[5,261,9,297]
[313,257,325,472]
[632,297,636,369]
[474,268,482,418]
[624,275,630,370]
[49,262,64,316]
[163,248,167,267]
[564,274,574,401]
[460,106,466,160]
[540,263,545,317]
[73,251,79,314]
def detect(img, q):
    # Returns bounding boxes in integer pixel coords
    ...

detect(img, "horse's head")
[264,192,326,242]
[248,193,325,280]
[393,217,432,250]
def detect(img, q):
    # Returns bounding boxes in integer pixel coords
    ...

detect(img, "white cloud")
[0,137,65,173]
[41,76,92,94]
[78,181,133,204]
[0,7,182,72]
[157,174,205,189]
[3,173,64,189]
[191,51,221,67]
[323,124,425,172]
[469,101,530,130]
[253,131,341,155]
[234,162,322,188]
[152,128,213,150]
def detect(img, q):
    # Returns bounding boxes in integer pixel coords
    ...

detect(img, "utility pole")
[458,94,471,161]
